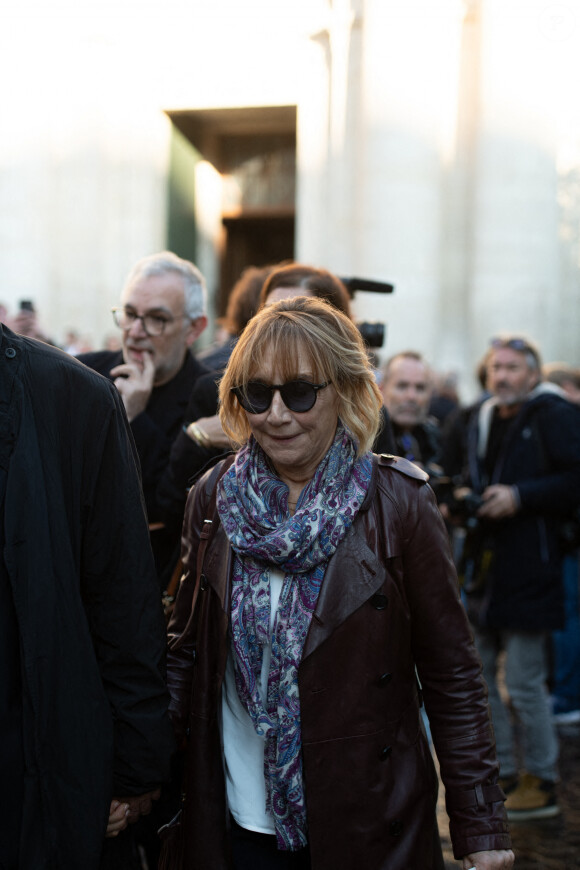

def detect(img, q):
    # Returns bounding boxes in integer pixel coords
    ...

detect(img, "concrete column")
[467,0,579,376]
[348,0,465,362]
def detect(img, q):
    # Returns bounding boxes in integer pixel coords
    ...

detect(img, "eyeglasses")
[490,337,530,352]
[490,337,540,364]
[231,379,330,414]
[112,307,182,337]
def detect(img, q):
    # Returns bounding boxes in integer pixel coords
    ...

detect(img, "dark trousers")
[230,818,311,870]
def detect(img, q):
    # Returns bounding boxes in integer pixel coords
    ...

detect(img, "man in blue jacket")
[446,335,580,821]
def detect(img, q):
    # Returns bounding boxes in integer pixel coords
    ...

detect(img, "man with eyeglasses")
[79,251,208,587]
[442,335,580,822]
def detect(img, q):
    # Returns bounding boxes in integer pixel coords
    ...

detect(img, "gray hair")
[124,251,207,320]
[489,335,542,373]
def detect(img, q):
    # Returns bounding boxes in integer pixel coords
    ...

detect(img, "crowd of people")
[3,249,580,870]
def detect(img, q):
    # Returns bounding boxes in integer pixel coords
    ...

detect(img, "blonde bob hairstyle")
[219,296,383,456]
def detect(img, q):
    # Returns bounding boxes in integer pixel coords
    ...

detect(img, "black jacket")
[77,349,207,523]
[156,370,228,527]
[78,349,207,583]
[391,418,441,468]
[1,327,174,869]
[455,387,580,630]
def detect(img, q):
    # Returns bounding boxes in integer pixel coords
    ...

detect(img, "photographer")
[441,335,580,822]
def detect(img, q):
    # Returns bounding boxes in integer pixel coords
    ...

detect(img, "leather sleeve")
[399,480,511,856]
[166,457,232,743]
[166,475,210,743]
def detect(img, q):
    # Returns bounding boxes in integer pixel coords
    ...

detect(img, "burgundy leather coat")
[167,454,511,870]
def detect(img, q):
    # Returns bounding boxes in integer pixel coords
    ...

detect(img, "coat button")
[389,818,403,837]
[370,593,388,610]
[200,574,208,591]
[4,347,16,358]
[378,672,392,687]
[379,745,392,761]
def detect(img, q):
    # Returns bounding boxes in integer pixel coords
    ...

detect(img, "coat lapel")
[302,515,387,660]
[205,524,233,613]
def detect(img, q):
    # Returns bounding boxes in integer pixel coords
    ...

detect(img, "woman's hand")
[463,849,515,869]
[105,799,129,838]
[195,415,231,449]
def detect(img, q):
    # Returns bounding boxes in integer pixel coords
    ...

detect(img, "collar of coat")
[202,452,428,661]
[476,382,567,459]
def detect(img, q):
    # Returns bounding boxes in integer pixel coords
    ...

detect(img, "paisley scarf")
[216,424,372,850]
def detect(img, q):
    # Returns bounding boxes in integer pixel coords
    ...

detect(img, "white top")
[222,569,284,834]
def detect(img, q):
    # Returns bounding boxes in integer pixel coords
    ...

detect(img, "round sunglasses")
[231,379,330,414]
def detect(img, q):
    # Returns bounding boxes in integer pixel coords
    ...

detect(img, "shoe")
[552,707,580,725]
[498,774,519,797]
[505,772,560,821]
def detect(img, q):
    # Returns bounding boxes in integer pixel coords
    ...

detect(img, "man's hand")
[477,484,519,520]
[111,789,161,827]
[462,848,515,869]
[105,800,129,838]
[110,353,155,422]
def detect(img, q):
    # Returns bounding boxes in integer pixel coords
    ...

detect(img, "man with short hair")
[379,351,440,468]
[444,335,580,820]
[79,251,208,583]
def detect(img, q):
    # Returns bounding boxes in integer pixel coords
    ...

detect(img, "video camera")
[341,277,394,349]
[427,468,483,530]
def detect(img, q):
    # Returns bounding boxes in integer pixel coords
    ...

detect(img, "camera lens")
[357,321,385,348]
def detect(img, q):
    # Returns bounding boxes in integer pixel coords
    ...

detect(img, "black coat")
[156,370,230,526]
[78,349,207,582]
[457,389,580,630]
[1,327,174,869]
[77,349,207,524]
[391,418,441,468]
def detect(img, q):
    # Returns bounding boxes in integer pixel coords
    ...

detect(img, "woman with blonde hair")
[166,296,513,870]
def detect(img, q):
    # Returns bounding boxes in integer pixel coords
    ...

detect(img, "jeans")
[551,552,580,711]
[474,628,559,781]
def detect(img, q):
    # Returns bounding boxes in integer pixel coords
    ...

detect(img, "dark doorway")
[166,106,297,317]
[220,213,294,314]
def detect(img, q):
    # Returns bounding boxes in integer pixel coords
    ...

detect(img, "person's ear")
[185,315,208,346]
